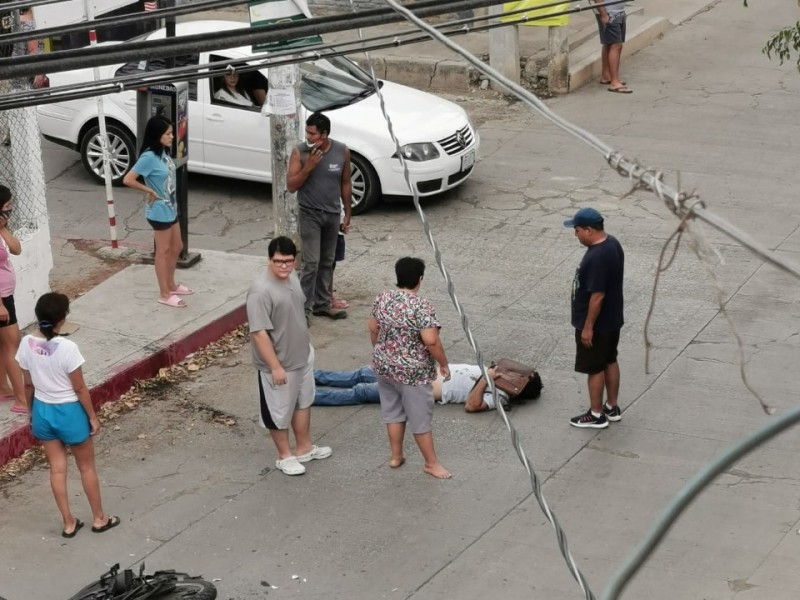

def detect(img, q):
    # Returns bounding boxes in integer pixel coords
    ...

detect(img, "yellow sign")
[502,1,570,27]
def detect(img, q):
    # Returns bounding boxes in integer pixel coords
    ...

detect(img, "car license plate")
[461,150,475,171]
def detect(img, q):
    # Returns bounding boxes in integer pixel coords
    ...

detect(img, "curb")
[568,16,673,91]
[0,304,248,468]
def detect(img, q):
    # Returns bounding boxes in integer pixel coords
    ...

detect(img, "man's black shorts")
[596,15,626,45]
[574,329,620,374]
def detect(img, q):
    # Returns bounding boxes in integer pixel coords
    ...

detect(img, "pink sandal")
[171,284,193,296]
[158,294,187,308]
[331,298,350,309]
[10,405,28,414]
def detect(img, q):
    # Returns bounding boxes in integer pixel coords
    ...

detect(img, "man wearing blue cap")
[563,208,625,428]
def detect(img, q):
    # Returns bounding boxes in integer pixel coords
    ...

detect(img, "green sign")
[248,0,322,53]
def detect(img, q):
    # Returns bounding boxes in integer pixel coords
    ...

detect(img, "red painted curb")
[0,304,247,468]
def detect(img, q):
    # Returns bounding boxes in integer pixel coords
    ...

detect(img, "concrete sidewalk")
[0,251,265,466]
[190,0,721,92]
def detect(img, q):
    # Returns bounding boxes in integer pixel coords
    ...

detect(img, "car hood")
[329,81,471,147]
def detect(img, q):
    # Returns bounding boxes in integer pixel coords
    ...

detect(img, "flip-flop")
[92,515,121,533]
[158,294,187,308]
[171,284,193,296]
[0,395,14,402]
[62,519,84,538]
[599,80,626,85]
[608,86,633,94]
[331,298,350,309]
[10,405,28,414]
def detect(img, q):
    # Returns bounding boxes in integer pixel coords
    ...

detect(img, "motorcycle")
[65,563,217,600]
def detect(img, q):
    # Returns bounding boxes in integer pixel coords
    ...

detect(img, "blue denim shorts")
[31,399,90,445]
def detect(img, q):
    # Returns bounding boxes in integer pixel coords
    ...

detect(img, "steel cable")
[353,0,598,598]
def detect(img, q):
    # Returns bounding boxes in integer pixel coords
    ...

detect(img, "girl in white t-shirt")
[16,293,119,538]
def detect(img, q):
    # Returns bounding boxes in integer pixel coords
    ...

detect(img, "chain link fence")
[0,98,49,236]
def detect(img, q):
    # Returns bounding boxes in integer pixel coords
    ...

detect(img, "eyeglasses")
[271,258,295,266]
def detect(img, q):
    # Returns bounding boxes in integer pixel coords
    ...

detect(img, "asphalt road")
[4,1,800,599]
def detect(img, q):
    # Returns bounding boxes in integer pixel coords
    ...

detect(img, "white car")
[36,20,479,214]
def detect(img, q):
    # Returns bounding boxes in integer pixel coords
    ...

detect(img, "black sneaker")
[603,403,621,422]
[569,410,608,429]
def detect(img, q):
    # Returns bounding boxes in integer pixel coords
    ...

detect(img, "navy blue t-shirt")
[571,235,625,332]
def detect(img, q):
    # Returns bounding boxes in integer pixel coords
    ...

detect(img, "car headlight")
[395,142,440,161]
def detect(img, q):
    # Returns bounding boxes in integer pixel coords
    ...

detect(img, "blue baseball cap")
[563,207,604,228]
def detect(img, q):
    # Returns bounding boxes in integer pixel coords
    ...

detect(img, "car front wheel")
[79,123,136,185]
[350,152,381,215]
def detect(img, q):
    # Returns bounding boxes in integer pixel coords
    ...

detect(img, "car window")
[299,55,381,112]
[208,54,263,109]
[115,54,199,101]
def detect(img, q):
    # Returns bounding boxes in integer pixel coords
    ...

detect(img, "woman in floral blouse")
[368,257,452,479]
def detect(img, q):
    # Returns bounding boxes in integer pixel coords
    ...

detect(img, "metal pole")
[268,64,301,245]
[84,0,118,248]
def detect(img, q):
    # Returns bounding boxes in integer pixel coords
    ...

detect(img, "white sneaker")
[275,456,306,476]
[296,445,332,463]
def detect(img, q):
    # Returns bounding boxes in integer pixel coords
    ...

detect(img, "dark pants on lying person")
[313,367,380,406]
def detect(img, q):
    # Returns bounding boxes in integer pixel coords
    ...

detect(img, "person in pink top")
[0,185,25,415]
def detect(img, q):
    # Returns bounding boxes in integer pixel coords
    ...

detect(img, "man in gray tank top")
[287,112,352,323]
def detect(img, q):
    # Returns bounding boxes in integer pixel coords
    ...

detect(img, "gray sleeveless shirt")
[296,139,346,214]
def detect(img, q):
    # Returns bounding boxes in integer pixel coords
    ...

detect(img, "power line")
[0,0,248,45]
[356,1,598,598]
[0,0,627,78]
[0,1,616,111]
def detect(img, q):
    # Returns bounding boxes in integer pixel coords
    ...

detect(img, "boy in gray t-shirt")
[246,236,332,476]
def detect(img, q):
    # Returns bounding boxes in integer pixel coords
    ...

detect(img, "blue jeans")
[314,366,380,406]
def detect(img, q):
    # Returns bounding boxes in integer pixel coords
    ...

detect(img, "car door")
[201,54,271,181]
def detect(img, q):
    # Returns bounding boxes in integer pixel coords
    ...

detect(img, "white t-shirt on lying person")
[16,335,85,404]
[438,363,508,410]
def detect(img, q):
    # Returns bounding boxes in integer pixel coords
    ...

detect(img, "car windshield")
[299,55,380,112]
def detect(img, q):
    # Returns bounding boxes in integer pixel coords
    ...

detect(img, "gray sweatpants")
[299,206,340,312]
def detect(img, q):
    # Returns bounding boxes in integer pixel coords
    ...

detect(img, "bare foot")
[389,456,405,468]
[424,463,451,479]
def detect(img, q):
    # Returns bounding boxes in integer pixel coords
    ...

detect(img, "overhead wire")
[0,0,249,46]
[365,1,800,599]
[0,1,620,111]
[0,0,628,78]
[352,0,598,599]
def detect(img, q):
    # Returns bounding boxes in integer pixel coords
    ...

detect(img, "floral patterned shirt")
[371,289,441,385]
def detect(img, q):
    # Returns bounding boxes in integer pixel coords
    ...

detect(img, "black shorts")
[0,295,18,327]
[147,218,178,231]
[596,15,626,45]
[575,329,620,374]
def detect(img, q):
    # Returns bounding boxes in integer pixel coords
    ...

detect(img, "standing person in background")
[123,115,192,308]
[0,185,26,415]
[287,112,351,323]
[368,257,452,479]
[3,6,45,145]
[246,236,332,477]
[593,0,631,93]
[564,208,625,429]
[12,7,45,90]
[17,292,120,537]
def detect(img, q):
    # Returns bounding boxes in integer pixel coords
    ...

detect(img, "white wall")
[11,225,52,327]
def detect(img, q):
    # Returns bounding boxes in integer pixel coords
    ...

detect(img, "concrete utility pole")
[268,64,302,244]
[489,3,519,89]
[547,25,569,94]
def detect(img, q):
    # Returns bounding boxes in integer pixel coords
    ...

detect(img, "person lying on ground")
[314,363,541,412]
